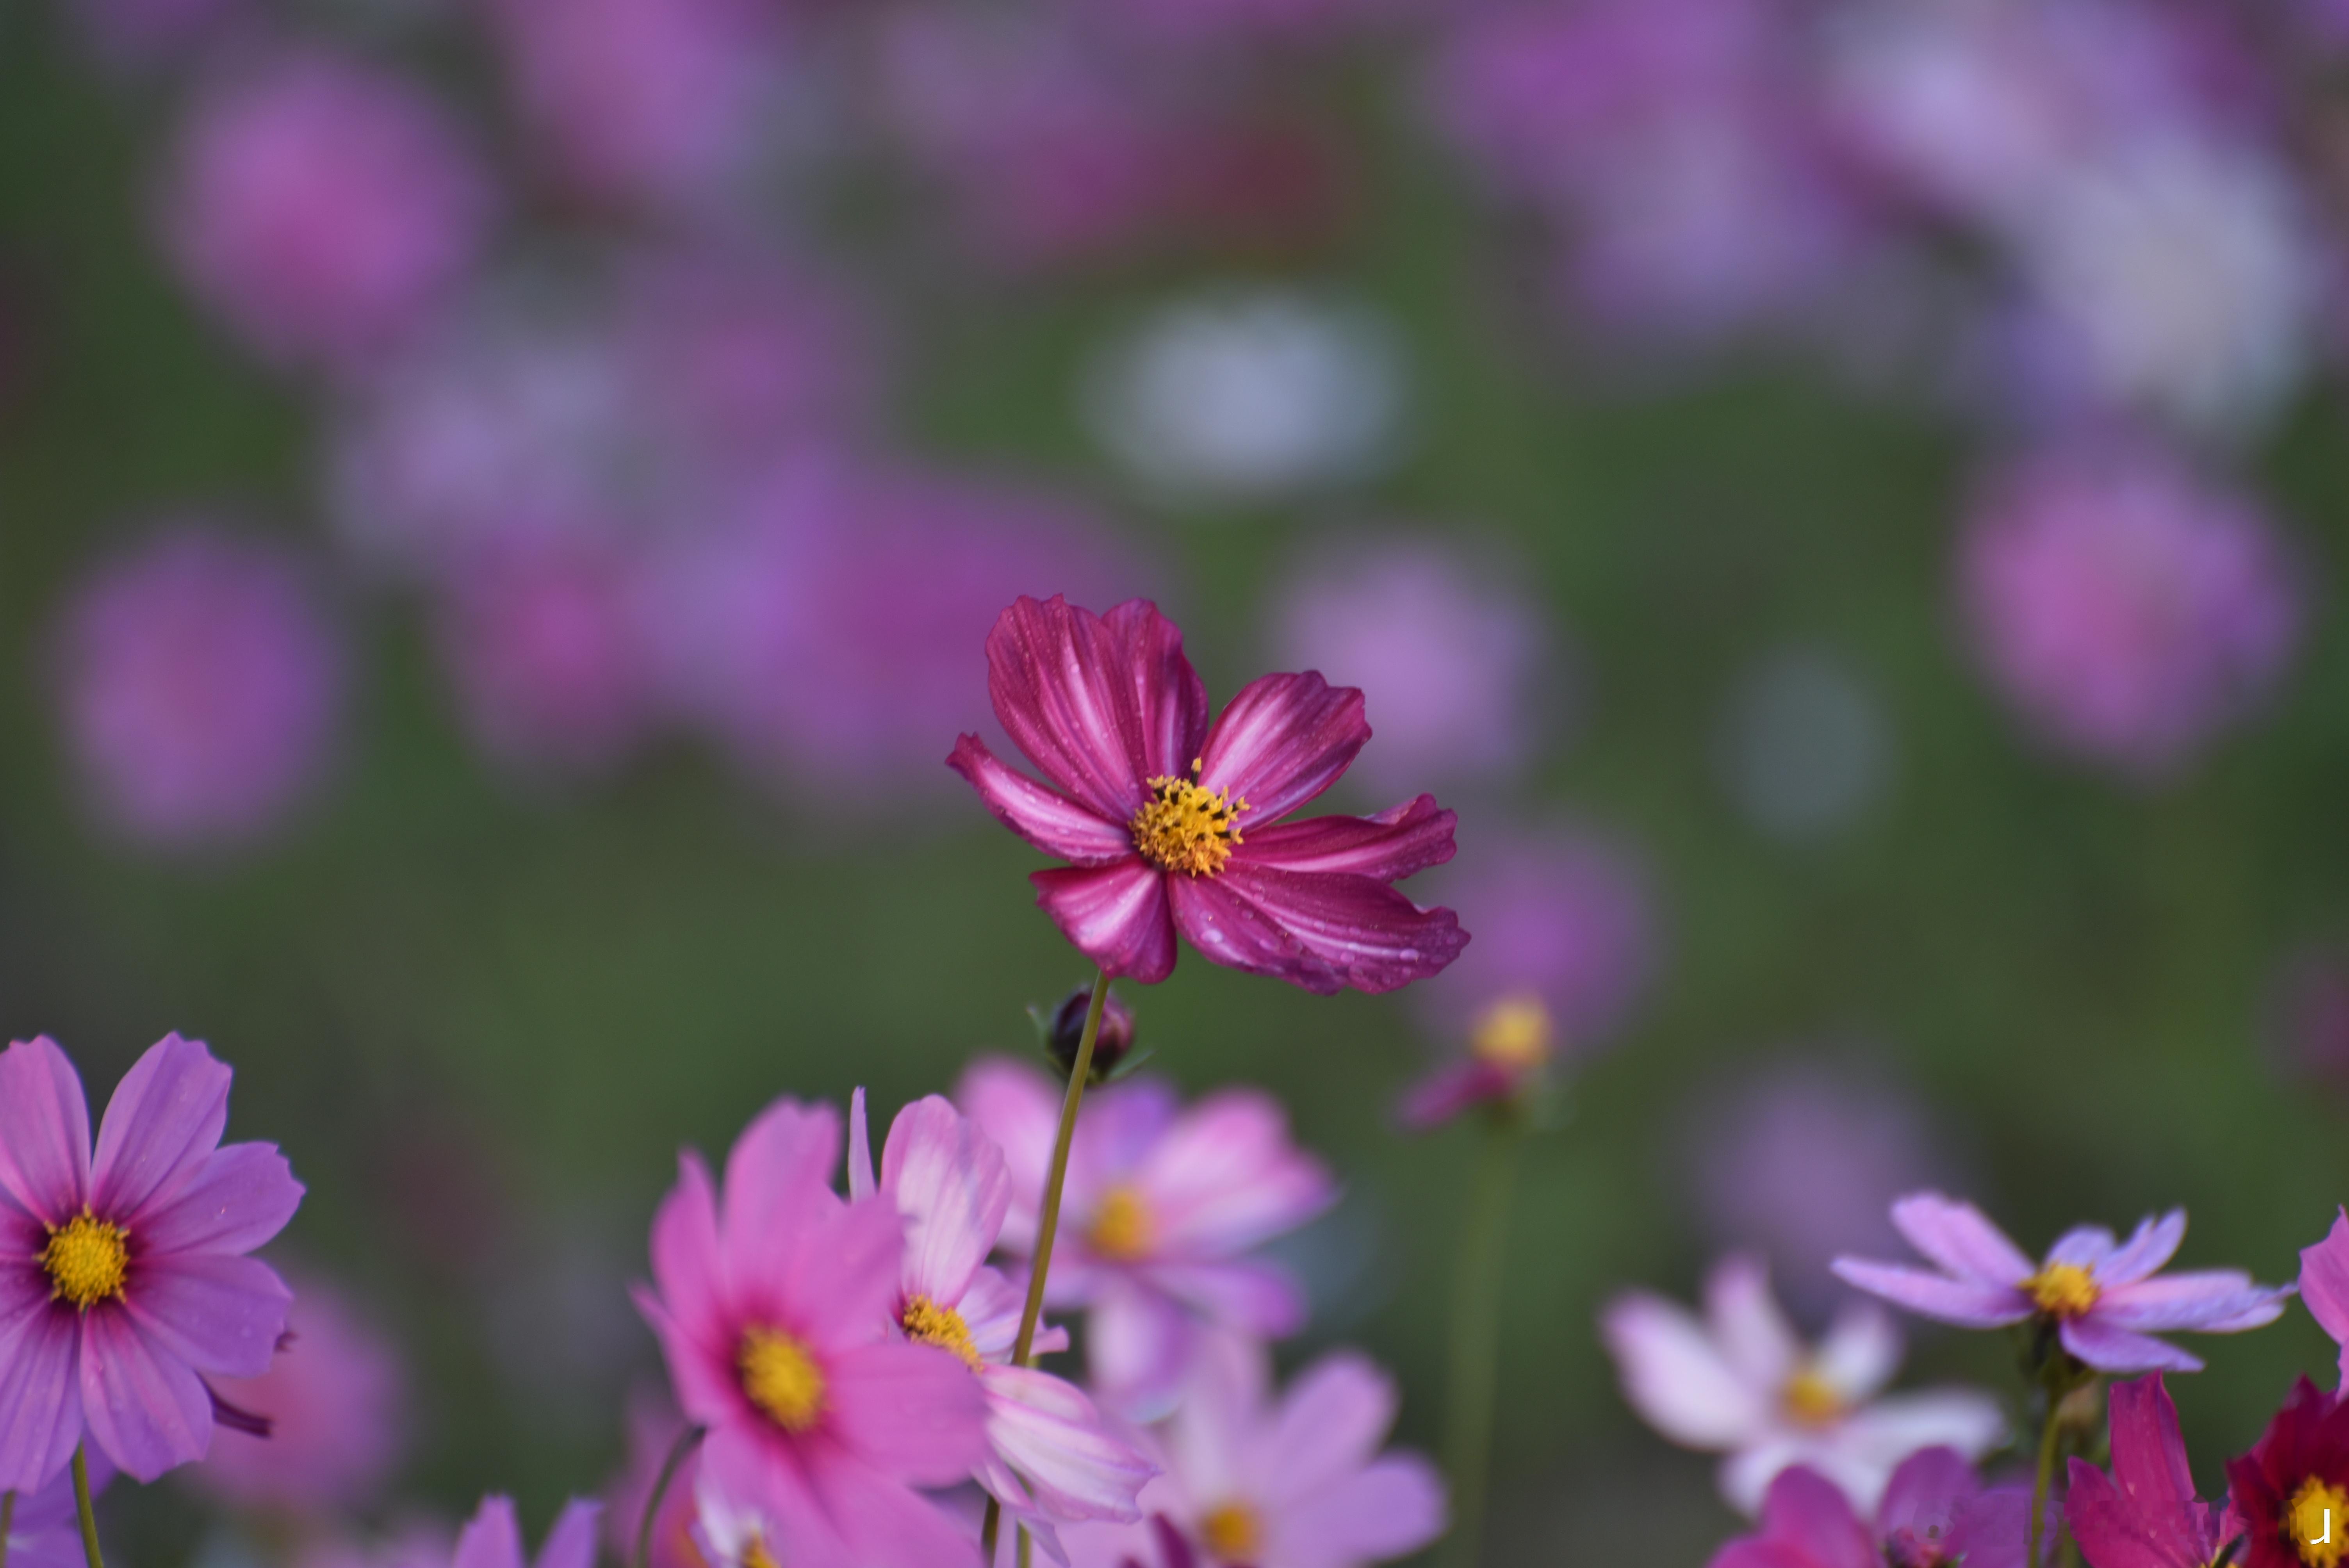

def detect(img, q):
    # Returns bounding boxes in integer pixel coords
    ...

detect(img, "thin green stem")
[634,1424,706,1568]
[71,1447,102,1568]
[4,1487,17,1568]
[1440,1115,1526,1568]
[979,967,1112,1568]
[2029,1394,2063,1568]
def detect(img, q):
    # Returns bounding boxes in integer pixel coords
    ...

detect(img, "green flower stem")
[2029,1392,2063,1568]
[633,1423,706,1568]
[71,1447,101,1568]
[1441,1112,1527,1568]
[979,967,1112,1567]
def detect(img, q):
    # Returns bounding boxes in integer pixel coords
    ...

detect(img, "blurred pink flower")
[1602,1256,2003,1516]
[187,1274,406,1513]
[1061,1335,1445,1568]
[50,523,344,851]
[1,1450,114,1568]
[1708,1450,2038,1568]
[1267,536,1552,798]
[160,48,494,374]
[957,1058,1336,1419]
[444,1497,601,1568]
[2298,1210,2349,1390]
[0,1033,302,1491]
[603,1391,703,1568]
[846,1091,1156,1554]
[633,1097,989,1568]
[1956,442,2303,780]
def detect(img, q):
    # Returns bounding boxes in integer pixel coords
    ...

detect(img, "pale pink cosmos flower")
[957,1058,1336,1420]
[1602,1254,2004,1515]
[1061,1333,1445,1568]
[0,1033,303,1491]
[159,48,495,375]
[846,1091,1156,1559]
[1832,1193,2293,1373]
[188,1273,406,1513]
[633,1096,990,1568]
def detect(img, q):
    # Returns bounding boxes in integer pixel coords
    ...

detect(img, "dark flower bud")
[1046,983,1138,1083]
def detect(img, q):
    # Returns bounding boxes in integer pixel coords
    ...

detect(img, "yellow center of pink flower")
[1780,1365,1849,1428]
[740,1538,779,1568]
[2023,1263,2100,1319]
[2291,1478,2349,1568]
[901,1295,982,1370]
[1089,1185,1156,1262]
[1130,761,1248,877]
[1470,994,1555,1073]
[1201,1502,1264,1562]
[738,1326,825,1433]
[41,1210,128,1310]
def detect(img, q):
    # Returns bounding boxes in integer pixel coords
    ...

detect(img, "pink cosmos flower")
[633,1096,990,1568]
[187,1274,406,1513]
[957,1058,1336,1420]
[604,1391,702,1568]
[1709,1450,2039,1568]
[1,1451,114,1568]
[0,1033,302,1491]
[49,524,345,852]
[1602,1255,2003,1516]
[1061,1334,1445,1568]
[446,1496,600,1568]
[1832,1194,2292,1373]
[950,595,1467,994]
[159,49,495,374]
[846,1091,1156,1557]
[2066,1375,2222,1568]
[2297,1210,2349,1390]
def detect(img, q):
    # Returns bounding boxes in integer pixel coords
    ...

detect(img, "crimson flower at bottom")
[950,595,1467,994]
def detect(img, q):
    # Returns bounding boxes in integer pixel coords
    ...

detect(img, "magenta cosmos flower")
[2066,1375,2224,1568]
[1832,1194,2291,1373]
[0,1033,302,1491]
[1061,1335,1445,1568]
[634,1096,990,1568]
[846,1091,1155,1557]
[958,1058,1335,1420]
[950,595,1467,994]
[1710,1450,2039,1568]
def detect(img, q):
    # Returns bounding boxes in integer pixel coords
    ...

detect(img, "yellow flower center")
[2023,1263,2100,1319]
[1470,994,1555,1072]
[41,1210,129,1310]
[1129,761,1248,878]
[740,1538,777,1568]
[1780,1365,1849,1428]
[1089,1184,1157,1262]
[901,1294,982,1370]
[2291,1479,2349,1568]
[738,1326,825,1433]
[1201,1502,1264,1562]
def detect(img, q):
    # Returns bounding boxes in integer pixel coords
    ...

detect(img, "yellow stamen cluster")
[2023,1263,2100,1319]
[1089,1185,1156,1263]
[2291,1478,2349,1568]
[41,1210,129,1310]
[1780,1365,1850,1428]
[901,1294,982,1370]
[1469,994,1555,1073]
[738,1326,826,1433]
[1201,1502,1264,1562]
[1130,761,1248,877]
[740,1538,778,1568]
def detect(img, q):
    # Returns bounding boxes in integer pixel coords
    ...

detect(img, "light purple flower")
[957,1058,1337,1420]
[2066,1375,2222,1568]
[1603,1255,2003,1516]
[1832,1192,2292,1373]
[1060,1334,1445,1568]
[1957,442,2304,780]
[846,1090,1156,1557]
[1,1450,114,1568]
[1266,536,1551,798]
[187,1273,405,1513]
[1708,1449,2039,1568]
[159,48,494,374]
[0,1033,303,1490]
[444,1496,600,1568]
[48,524,345,851]
[2298,1209,2349,1391]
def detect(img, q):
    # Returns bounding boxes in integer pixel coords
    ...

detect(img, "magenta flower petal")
[2097,1212,2189,1288]
[2058,1317,2203,1374]
[453,1497,528,1568]
[803,1443,977,1568]
[986,595,1203,821]
[978,1363,1154,1523]
[1258,1351,1394,1501]
[1231,794,1458,880]
[2299,1209,2349,1387]
[1827,1261,2030,1327]
[646,1155,728,1352]
[0,1039,93,1225]
[823,1341,991,1486]
[1171,862,1468,995]
[91,1033,232,1221]
[948,735,1139,866]
[1034,861,1179,983]
[1277,1454,1449,1564]
[78,1308,213,1480]
[0,1308,82,1493]
[122,1252,291,1377]
[1194,671,1368,823]
[721,1099,843,1265]
[135,1144,303,1256]
[1887,1195,2035,1287]
[1754,1468,1877,1568]
[2094,1273,2289,1333]
[741,1199,903,1355]
[535,1500,604,1568]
